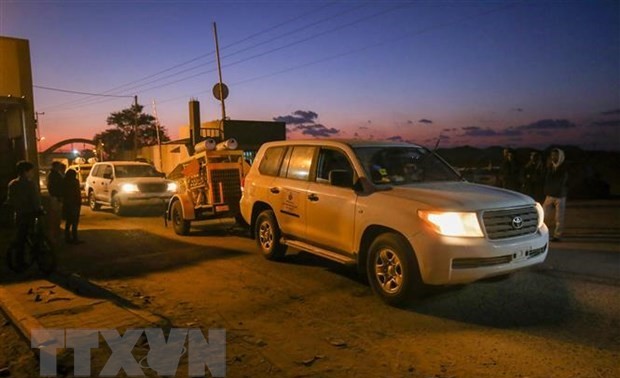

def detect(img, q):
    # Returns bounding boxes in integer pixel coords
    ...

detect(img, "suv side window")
[103,165,113,179]
[285,146,316,181]
[315,148,354,185]
[258,146,286,177]
[91,165,103,177]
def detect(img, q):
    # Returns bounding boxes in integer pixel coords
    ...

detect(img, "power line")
[122,3,409,97]
[157,2,521,105]
[38,2,338,112]
[34,85,133,98]
[110,3,366,96]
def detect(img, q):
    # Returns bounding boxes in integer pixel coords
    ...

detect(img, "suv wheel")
[171,200,191,235]
[255,210,287,260]
[111,195,125,216]
[367,232,423,306]
[89,191,101,211]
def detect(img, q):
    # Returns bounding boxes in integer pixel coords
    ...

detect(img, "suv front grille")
[482,206,538,240]
[138,183,167,193]
[209,169,242,211]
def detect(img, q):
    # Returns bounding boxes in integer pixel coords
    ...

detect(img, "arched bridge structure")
[42,138,96,155]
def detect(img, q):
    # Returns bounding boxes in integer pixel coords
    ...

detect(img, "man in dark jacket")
[522,151,545,202]
[6,161,42,267]
[62,169,82,244]
[47,162,64,242]
[499,148,520,191]
[543,148,568,242]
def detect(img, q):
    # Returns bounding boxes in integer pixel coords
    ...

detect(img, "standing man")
[6,161,42,268]
[62,169,82,244]
[499,148,521,191]
[46,162,64,242]
[522,151,545,202]
[543,148,569,242]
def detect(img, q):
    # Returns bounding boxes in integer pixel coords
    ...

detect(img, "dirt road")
[1,200,619,377]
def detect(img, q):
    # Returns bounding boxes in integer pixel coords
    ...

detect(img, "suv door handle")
[308,193,319,202]
[270,187,280,194]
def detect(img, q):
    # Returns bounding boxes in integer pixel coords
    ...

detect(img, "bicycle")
[6,211,57,275]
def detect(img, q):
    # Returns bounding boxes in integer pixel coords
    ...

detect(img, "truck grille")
[138,183,167,193]
[482,206,539,240]
[209,169,242,212]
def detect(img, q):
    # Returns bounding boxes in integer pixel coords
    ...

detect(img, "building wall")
[0,36,38,201]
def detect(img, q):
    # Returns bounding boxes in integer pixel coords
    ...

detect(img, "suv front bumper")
[117,192,172,207]
[410,224,549,285]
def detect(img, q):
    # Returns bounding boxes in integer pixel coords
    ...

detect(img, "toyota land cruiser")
[240,140,548,305]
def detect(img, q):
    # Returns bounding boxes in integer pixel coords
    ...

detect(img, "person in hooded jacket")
[62,169,83,244]
[543,148,568,242]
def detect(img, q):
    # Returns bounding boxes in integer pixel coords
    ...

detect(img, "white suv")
[240,140,548,305]
[85,161,176,216]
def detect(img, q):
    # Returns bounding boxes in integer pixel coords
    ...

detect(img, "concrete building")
[0,36,38,201]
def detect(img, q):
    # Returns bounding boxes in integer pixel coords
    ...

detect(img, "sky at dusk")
[1,0,619,151]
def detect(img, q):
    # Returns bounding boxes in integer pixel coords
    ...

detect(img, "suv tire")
[171,200,191,235]
[367,232,423,306]
[111,194,125,216]
[89,191,101,211]
[255,210,287,260]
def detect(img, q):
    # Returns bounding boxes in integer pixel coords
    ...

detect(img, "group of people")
[46,161,83,244]
[499,148,568,242]
[6,160,83,253]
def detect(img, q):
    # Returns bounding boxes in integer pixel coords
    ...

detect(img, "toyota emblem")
[512,216,524,229]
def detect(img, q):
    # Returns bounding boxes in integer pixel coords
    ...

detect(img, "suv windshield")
[114,164,160,178]
[354,146,461,185]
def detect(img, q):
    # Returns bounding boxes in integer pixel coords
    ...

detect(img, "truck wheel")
[89,191,101,211]
[367,232,423,306]
[111,195,125,216]
[171,200,191,235]
[255,210,287,260]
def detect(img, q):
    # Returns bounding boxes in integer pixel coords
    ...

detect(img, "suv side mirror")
[353,176,379,195]
[329,170,353,188]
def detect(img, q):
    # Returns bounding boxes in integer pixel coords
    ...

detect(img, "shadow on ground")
[1,228,248,284]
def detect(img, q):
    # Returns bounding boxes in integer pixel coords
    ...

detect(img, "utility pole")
[213,22,226,131]
[133,95,139,159]
[34,111,45,150]
[152,99,164,171]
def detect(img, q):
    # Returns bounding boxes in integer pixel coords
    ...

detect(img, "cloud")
[295,124,340,137]
[461,126,498,137]
[418,119,433,124]
[273,110,318,125]
[517,119,576,130]
[460,126,522,137]
[601,109,620,115]
[407,120,414,125]
[592,119,620,128]
[386,135,404,142]
[273,109,339,137]
[535,131,552,137]
[358,126,369,130]
[512,108,524,112]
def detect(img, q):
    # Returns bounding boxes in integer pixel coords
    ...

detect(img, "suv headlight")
[535,202,545,229]
[121,183,139,193]
[167,182,178,192]
[418,210,484,237]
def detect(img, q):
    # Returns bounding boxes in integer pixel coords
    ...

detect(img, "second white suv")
[85,161,176,215]
[240,140,548,305]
